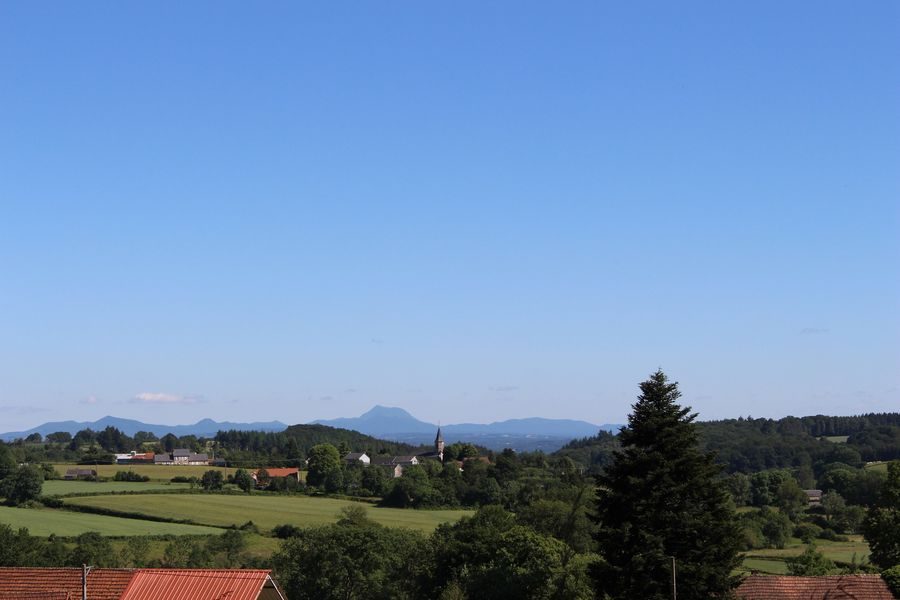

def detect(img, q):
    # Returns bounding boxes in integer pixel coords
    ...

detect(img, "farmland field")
[866,462,888,473]
[42,480,191,496]
[65,493,472,532]
[0,506,221,537]
[52,464,233,481]
[741,535,871,574]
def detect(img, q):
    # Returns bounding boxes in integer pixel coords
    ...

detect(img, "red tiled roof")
[119,569,273,600]
[736,574,896,600]
[0,568,135,600]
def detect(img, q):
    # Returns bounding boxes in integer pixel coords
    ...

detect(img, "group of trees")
[0,444,43,506]
[0,525,254,569]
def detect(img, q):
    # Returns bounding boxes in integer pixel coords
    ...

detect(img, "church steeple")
[435,426,444,461]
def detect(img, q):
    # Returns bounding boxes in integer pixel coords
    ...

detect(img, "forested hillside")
[553,412,900,474]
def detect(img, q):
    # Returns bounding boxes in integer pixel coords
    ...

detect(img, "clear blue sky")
[1,2,897,432]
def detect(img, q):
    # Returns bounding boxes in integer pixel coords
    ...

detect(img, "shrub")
[794,523,823,544]
[882,565,900,598]
[818,528,849,542]
[113,471,150,482]
[273,524,302,539]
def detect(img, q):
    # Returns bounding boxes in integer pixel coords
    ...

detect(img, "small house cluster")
[153,448,210,466]
[343,428,445,478]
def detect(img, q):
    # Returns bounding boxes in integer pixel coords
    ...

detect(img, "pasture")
[42,480,191,496]
[52,464,232,481]
[741,535,871,574]
[65,493,472,532]
[0,506,221,537]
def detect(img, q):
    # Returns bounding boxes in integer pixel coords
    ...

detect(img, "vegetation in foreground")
[2,370,900,599]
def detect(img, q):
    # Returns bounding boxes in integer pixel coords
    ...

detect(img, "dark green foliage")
[273,519,430,600]
[46,431,73,444]
[381,465,439,508]
[785,544,836,575]
[214,424,415,468]
[124,536,152,567]
[113,470,150,482]
[69,531,118,567]
[161,537,211,567]
[1,465,43,506]
[273,524,302,538]
[429,505,594,599]
[233,468,254,493]
[200,469,225,491]
[0,443,18,480]
[882,565,900,598]
[207,529,247,567]
[306,444,342,489]
[775,477,809,521]
[592,370,742,600]
[862,461,900,569]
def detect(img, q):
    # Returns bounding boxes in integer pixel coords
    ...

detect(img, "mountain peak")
[361,405,416,420]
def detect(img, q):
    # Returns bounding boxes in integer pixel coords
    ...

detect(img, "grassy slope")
[52,464,233,482]
[740,535,871,574]
[0,506,221,537]
[43,480,191,496]
[65,493,471,532]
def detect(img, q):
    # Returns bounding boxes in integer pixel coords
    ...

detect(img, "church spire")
[435,426,444,461]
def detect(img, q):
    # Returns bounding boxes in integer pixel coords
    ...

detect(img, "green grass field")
[52,464,234,482]
[822,435,849,443]
[741,535,871,574]
[866,462,889,473]
[42,480,191,496]
[0,506,222,537]
[65,493,472,532]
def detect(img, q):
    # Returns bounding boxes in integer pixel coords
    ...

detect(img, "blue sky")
[1,2,898,431]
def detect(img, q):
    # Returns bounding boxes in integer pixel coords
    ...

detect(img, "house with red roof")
[735,574,896,600]
[0,567,285,600]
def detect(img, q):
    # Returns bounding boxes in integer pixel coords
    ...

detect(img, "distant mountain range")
[1,406,622,452]
[0,415,287,442]
[313,405,622,452]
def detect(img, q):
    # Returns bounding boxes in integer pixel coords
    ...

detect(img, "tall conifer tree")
[592,370,741,599]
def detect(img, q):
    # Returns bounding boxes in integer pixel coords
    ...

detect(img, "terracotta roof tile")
[736,574,896,600]
[0,567,134,600]
[119,569,274,600]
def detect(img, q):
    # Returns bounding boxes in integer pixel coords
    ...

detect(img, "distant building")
[252,468,301,485]
[153,450,208,466]
[804,489,823,506]
[115,451,155,465]
[416,427,444,462]
[64,468,97,480]
[343,452,370,465]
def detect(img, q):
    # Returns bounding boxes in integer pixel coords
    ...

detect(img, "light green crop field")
[742,535,871,571]
[42,480,191,496]
[65,494,472,532]
[52,464,233,481]
[866,462,889,473]
[822,435,849,443]
[0,506,222,537]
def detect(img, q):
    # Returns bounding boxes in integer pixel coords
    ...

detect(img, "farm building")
[252,467,301,484]
[735,574,895,600]
[343,451,370,465]
[0,568,286,600]
[64,468,97,480]
[154,450,208,466]
[115,452,155,465]
[804,489,823,506]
